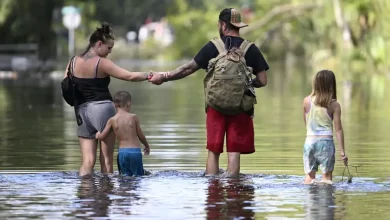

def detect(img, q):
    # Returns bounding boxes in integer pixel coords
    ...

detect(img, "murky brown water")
[0,61,389,219]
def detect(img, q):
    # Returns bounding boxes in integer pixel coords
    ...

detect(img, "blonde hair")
[310,70,337,108]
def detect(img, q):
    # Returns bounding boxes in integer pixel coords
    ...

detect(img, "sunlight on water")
[0,171,389,219]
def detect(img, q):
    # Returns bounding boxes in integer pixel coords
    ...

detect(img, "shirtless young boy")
[96,91,150,176]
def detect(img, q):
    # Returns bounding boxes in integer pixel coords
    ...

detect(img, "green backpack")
[203,37,257,115]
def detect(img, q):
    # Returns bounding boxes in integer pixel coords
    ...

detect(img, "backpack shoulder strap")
[210,37,226,54]
[239,40,253,56]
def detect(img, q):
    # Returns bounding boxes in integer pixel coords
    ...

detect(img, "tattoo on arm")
[165,60,200,81]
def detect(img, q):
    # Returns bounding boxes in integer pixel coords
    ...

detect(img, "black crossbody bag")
[61,56,83,126]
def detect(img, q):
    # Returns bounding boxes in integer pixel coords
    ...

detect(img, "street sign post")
[61,6,81,57]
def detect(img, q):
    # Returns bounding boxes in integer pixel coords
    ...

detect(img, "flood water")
[0,61,389,219]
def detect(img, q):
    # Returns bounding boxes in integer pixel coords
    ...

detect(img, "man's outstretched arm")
[164,59,200,81]
[149,59,200,84]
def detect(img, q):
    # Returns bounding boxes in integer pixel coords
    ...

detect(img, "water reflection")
[73,176,114,219]
[305,184,339,220]
[205,178,255,219]
[111,177,143,216]
[1,172,390,219]
[2,60,390,219]
[0,84,68,171]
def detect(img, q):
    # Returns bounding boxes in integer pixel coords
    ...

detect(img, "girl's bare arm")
[302,96,310,127]
[333,101,348,165]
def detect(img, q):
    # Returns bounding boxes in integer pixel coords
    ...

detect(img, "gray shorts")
[77,100,116,139]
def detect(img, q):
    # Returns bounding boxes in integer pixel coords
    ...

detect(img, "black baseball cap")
[219,8,248,28]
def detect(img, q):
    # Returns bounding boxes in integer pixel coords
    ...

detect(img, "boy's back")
[111,112,141,148]
[96,90,150,176]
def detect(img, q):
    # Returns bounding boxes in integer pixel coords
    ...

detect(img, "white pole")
[69,28,74,57]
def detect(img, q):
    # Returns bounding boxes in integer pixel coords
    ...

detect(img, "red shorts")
[206,107,255,154]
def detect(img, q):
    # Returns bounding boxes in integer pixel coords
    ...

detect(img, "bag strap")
[239,40,253,56]
[237,40,255,89]
[94,57,102,78]
[210,37,226,54]
[68,56,76,77]
[68,56,83,125]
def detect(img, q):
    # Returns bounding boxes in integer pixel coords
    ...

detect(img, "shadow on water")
[304,184,337,220]
[70,175,144,219]
[111,177,143,216]
[71,176,115,219]
[205,178,256,219]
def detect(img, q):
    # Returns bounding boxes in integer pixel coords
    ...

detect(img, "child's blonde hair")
[310,70,337,108]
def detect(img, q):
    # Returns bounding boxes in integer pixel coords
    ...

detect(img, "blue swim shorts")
[117,148,145,176]
[303,138,335,174]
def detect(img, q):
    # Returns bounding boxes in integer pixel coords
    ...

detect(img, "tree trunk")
[332,0,354,49]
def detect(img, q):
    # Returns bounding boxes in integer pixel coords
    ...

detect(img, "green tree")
[0,0,64,60]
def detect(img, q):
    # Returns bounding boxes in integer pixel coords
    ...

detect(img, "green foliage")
[0,0,389,74]
[0,0,12,24]
[163,0,246,59]
[161,0,390,74]
[0,0,64,60]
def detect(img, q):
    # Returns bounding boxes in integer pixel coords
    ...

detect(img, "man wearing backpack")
[149,8,269,177]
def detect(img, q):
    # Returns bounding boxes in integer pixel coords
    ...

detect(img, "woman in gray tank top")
[63,23,151,176]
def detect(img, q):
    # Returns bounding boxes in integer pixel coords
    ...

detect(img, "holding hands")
[95,131,101,140]
[147,71,170,85]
